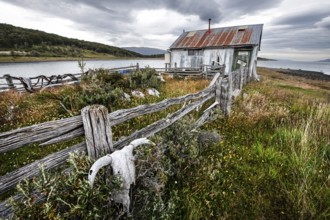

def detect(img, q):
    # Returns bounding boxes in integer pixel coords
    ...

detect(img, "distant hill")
[318,59,330,62]
[0,23,141,58]
[258,57,277,61]
[123,47,166,56]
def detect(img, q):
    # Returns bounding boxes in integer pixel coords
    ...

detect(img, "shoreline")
[268,68,330,81]
[0,56,164,63]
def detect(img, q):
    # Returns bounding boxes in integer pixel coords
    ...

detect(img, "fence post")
[216,75,222,106]
[81,105,114,160]
[219,72,232,117]
[165,63,168,72]
[136,63,140,71]
[3,74,15,89]
[239,68,244,90]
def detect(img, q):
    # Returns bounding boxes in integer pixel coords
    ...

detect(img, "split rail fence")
[0,67,250,218]
[0,63,225,93]
[0,64,140,93]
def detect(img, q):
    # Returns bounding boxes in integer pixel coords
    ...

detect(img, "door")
[232,49,251,71]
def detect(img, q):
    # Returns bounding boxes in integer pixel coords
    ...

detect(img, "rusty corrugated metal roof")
[170,24,263,49]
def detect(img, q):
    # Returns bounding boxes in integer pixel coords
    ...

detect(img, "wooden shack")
[167,23,263,79]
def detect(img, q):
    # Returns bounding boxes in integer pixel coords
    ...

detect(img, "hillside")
[0,23,142,59]
[318,59,330,62]
[257,57,277,61]
[123,47,166,55]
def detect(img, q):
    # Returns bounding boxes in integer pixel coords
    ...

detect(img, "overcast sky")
[0,0,329,61]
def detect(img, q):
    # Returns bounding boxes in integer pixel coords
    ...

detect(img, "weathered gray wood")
[239,68,244,90]
[109,86,215,127]
[191,108,215,131]
[215,76,223,105]
[0,189,43,219]
[208,72,221,88]
[0,92,215,195]
[114,92,214,150]
[40,127,84,146]
[3,74,15,89]
[0,74,219,153]
[0,89,215,217]
[219,77,230,115]
[0,197,14,219]
[0,115,82,153]
[39,86,215,147]
[81,105,113,159]
[0,142,86,194]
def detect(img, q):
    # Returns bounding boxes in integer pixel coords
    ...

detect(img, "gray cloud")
[222,0,282,15]
[274,11,330,28]
[2,0,330,60]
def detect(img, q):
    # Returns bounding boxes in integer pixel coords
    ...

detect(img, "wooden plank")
[0,91,214,196]
[113,92,214,150]
[220,77,229,115]
[0,73,219,152]
[208,72,221,88]
[0,142,86,194]
[0,116,83,153]
[108,65,137,71]
[191,108,215,130]
[39,85,216,147]
[0,91,216,217]
[81,105,113,159]
[216,77,223,105]
[109,86,215,127]
[40,127,84,146]
[0,196,13,219]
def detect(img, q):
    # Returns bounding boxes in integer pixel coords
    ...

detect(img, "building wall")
[170,48,234,74]
[169,46,260,77]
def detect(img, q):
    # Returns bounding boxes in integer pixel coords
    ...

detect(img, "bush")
[10,153,122,219]
[9,118,209,219]
[130,67,162,89]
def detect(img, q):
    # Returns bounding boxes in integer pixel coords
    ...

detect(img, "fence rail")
[0,66,251,218]
[0,64,140,93]
[0,63,226,93]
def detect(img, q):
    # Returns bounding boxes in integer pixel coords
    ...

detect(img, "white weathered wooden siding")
[170,48,234,74]
[170,46,260,78]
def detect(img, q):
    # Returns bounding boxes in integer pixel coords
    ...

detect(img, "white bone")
[88,138,154,211]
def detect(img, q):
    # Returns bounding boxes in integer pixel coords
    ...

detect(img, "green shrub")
[10,153,121,219]
[130,67,162,89]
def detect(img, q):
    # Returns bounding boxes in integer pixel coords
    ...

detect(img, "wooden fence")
[0,63,225,93]
[0,66,250,218]
[154,64,225,78]
[0,64,140,93]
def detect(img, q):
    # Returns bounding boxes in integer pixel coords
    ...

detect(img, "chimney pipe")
[208,18,211,34]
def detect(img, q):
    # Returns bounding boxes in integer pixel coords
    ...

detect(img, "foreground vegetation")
[0,67,329,219]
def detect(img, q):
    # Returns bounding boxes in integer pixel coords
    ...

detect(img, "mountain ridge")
[318,59,330,62]
[0,23,142,58]
[123,47,166,55]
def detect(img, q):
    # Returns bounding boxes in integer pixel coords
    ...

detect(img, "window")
[188,49,202,56]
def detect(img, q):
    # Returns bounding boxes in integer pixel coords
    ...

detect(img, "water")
[257,60,330,75]
[0,58,329,84]
[0,59,165,78]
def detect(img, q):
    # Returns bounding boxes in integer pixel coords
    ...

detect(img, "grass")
[171,67,330,219]
[1,67,329,219]
[0,74,209,175]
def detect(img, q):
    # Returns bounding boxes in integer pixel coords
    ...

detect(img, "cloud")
[274,11,329,28]
[315,16,330,30]
[1,0,330,60]
[222,0,283,15]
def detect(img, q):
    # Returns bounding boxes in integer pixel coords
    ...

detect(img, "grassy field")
[0,67,329,219]
[170,67,330,219]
